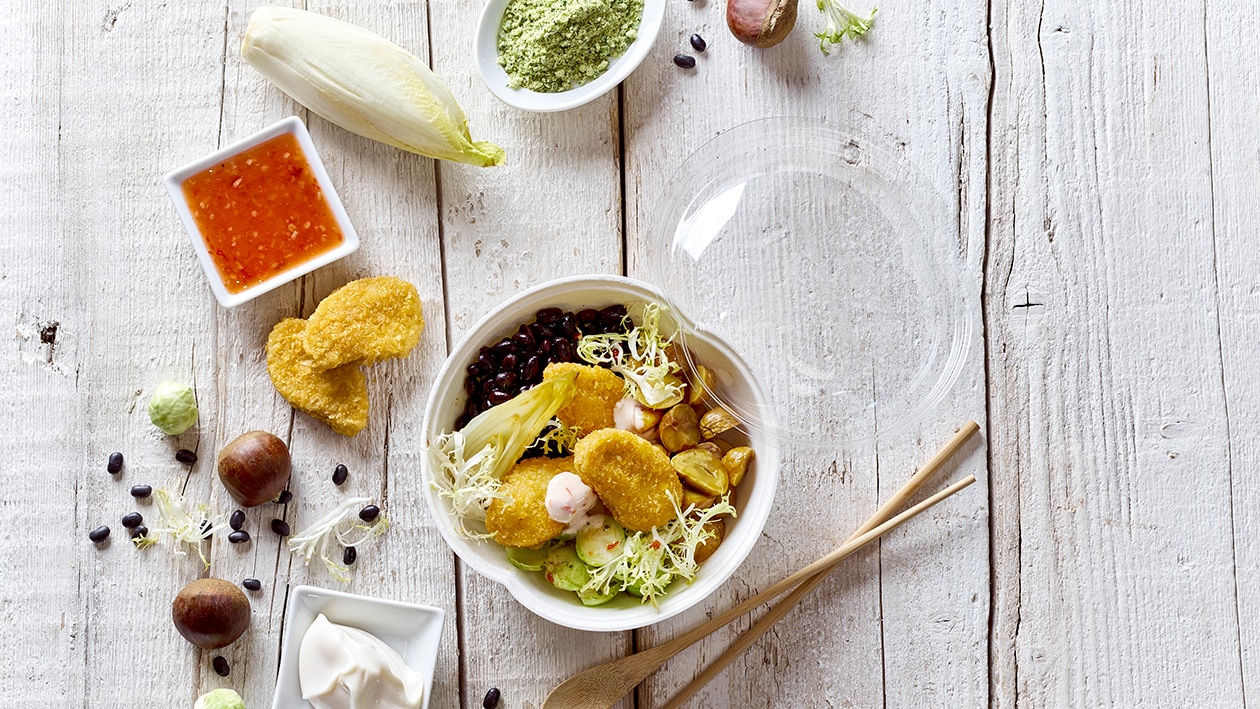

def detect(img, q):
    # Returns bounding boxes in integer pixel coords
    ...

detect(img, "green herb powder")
[497,0,645,93]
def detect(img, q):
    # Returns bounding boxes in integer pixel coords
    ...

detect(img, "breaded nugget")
[303,276,424,370]
[266,318,369,437]
[574,428,681,532]
[487,456,571,548]
[543,362,624,434]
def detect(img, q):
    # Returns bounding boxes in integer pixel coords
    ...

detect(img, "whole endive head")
[242,6,505,167]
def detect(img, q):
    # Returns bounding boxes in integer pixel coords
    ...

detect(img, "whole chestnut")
[217,431,291,507]
[172,578,250,649]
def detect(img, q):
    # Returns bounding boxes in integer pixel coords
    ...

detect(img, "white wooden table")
[5,1,1257,706]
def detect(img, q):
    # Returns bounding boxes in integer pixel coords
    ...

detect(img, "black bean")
[674,54,697,69]
[333,463,349,486]
[230,510,245,531]
[576,308,599,327]
[131,525,149,539]
[107,452,124,475]
[121,512,143,528]
[175,449,197,465]
[483,687,501,708]
[559,313,578,337]
[454,413,470,430]
[494,372,517,391]
[343,546,357,566]
[271,519,290,537]
[242,578,262,591]
[228,530,251,544]
[536,307,563,323]
[464,376,480,395]
[359,505,381,522]
[130,485,152,499]
[212,656,230,677]
[490,339,516,357]
[198,519,212,536]
[521,355,542,382]
[513,328,535,348]
[500,352,518,371]
[89,526,110,543]
[553,339,574,362]
[477,352,494,369]
[690,33,708,52]
[276,490,293,504]
[488,389,511,406]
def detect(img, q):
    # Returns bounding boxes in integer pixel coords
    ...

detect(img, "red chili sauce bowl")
[163,117,360,308]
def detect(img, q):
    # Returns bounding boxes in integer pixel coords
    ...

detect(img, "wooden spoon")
[541,423,979,709]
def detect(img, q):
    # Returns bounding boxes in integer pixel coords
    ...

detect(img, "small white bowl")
[272,585,444,709]
[421,275,780,632]
[163,116,360,308]
[474,0,666,112]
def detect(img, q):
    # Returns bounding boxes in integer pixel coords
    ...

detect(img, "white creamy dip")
[298,613,424,709]
[545,471,598,535]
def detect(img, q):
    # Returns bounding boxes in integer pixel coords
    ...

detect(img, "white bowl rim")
[162,116,361,308]
[473,0,666,112]
[421,274,780,632]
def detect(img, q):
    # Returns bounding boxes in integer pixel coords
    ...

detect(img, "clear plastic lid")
[643,118,976,448]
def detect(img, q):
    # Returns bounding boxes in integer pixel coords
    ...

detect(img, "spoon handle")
[660,421,980,708]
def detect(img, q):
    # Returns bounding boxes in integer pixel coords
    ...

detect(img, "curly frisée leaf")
[152,487,226,569]
[814,0,876,55]
[576,302,685,409]
[428,371,577,539]
[581,493,736,606]
[287,497,389,582]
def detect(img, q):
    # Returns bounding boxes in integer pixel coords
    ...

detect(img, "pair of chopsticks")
[658,420,980,708]
[541,420,980,709]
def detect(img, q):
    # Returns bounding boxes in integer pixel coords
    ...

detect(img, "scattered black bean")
[271,519,290,537]
[130,485,152,499]
[242,578,262,592]
[89,526,110,543]
[212,656,230,677]
[690,33,707,52]
[228,530,251,544]
[276,490,293,504]
[229,510,246,531]
[107,452,124,475]
[359,505,381,522]
[674,54,697,69]
[175,449,197,465]
[483,687,501,709]
[131,525,149,539]
[121,512,143,529]
[332,463,349,486]
[343,546,357,566]
[198,519,212,535]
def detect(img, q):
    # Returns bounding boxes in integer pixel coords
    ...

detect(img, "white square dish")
[163,116,360,308]
[272,585,444,709]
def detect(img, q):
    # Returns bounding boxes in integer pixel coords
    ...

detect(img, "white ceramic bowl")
[474,0,666,112]
[163,116,360,308]
[421,275,780,632]
[272,585,445,709]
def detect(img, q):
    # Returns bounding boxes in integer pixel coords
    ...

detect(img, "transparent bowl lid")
[642,118,976,448]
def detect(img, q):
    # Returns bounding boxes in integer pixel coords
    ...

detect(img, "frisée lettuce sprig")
[576,302,685,409]
[288,496,389,582]
[815,1,876,55]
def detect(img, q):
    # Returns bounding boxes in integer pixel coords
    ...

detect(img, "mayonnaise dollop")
[545,471,598,535]
[298,614,424,709]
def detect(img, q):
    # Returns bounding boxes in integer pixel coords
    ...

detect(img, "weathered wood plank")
[987,1,1245,705]
[623,1,991,706]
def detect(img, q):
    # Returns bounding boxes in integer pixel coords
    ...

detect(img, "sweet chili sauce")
[181,133,344,294]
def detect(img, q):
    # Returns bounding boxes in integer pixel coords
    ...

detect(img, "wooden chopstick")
[661,421,981,709]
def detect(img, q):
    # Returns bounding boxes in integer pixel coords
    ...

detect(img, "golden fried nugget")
[303,276,424,370]
[543,362,624,434]
[574,428,681,532]
[486,457,571,548]
[266,318,369,437]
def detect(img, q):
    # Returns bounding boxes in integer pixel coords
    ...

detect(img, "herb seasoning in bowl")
[475,0,666,112]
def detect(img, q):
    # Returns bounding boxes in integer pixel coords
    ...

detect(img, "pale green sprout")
[582,493,736,606]
[576,302,685,409]
[288,497,390,583]
[152,487,225,569]
[428,371,577,539]
[194,688,245,709]
[148,381,198,435]
[815,1,876,55]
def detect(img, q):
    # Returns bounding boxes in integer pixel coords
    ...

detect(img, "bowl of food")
[474,0,666,112]
[421,275,779,631]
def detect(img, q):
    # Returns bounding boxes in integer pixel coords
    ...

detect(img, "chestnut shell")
[171,578,250,650]
[217,430,291,507]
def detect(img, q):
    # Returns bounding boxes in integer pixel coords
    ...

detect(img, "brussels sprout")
[148,381,198,435]
[194,688,245,709]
